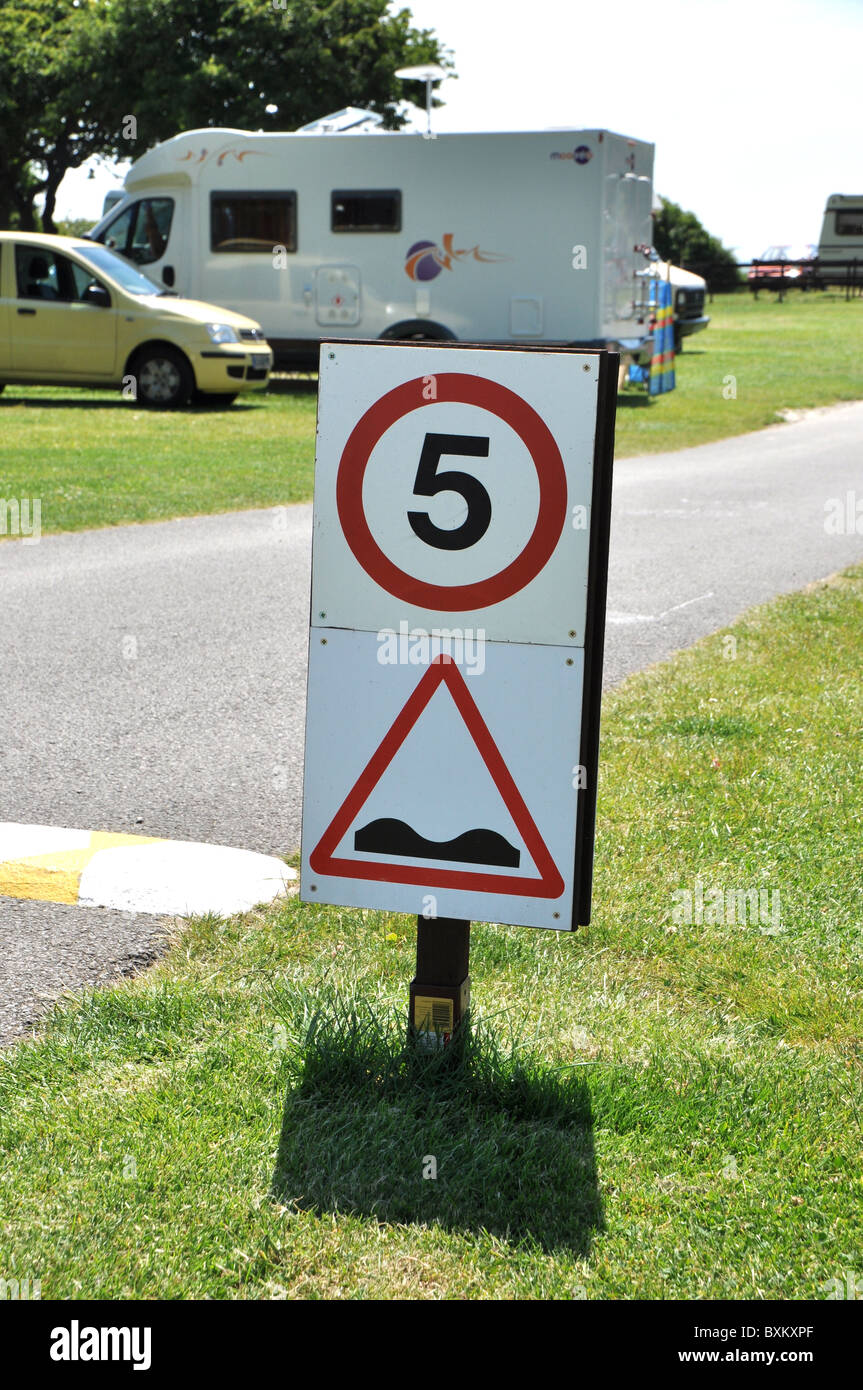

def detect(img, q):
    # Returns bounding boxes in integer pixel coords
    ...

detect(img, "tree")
[653,196,741,291]
[103,0,451,142]
[55,216,99,239]
[0,1,121,229]
[0,0,452,232]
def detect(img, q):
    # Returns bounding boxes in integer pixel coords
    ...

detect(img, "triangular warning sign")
[309,655,564,898]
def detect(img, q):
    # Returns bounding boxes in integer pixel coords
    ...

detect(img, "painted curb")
[0,823,296,916]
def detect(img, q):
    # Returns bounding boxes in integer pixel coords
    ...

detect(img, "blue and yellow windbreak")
[648,277,676,395]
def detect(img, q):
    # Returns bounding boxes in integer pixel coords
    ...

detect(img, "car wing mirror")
[83,284,111,308]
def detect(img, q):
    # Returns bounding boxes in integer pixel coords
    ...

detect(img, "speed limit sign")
[301,341,616,930]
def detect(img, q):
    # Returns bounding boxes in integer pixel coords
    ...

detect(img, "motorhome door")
[96,193,187,294]
[314,265,361,327]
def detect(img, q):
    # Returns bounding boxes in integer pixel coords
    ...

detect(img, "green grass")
[1,565,861,1299]
[0,380,318,535]
[615,287,863,454]
[1,291,861,535]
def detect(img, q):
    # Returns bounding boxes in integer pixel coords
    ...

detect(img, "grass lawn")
[1,564,860,1299]
[616,287,863,452]
[1,290,861,536]
[0,379,318,535]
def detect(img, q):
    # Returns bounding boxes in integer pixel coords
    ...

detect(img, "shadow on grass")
[616,394,652,408]
[0,393,131,410]
[271,1002,603,1256]
[266,375,319,396]
[0,394,258,413]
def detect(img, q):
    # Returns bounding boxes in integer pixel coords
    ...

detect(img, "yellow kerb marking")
[0,831,164,905]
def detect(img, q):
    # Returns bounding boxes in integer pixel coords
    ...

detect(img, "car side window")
[16,246,63,300]
[14,247,107,304]
[69,259,105,302]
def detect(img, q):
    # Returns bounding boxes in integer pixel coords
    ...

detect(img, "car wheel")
[0,383,5,396]
[132,347,193,408]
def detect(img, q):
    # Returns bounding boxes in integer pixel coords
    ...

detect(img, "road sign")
[301,341,616,929]
[303,630,583,928]
[310,344,605,648]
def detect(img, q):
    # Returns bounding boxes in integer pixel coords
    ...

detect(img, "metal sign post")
[410,916,471,1045]
[301,340,617,1042]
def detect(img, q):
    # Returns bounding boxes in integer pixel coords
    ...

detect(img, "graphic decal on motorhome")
[177,147,269,167]
[405,233,509,281]
[549,145,593,164]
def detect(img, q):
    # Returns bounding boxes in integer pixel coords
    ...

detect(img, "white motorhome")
[816,194,863,281]
[89,126,655,369]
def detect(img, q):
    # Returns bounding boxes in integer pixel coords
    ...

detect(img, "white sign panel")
[302,629,584,929]
[301,340,616,929]
[311,344,601,648]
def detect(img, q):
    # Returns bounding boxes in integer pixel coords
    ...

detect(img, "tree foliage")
[654,196,741,291]
[0,0,452,230]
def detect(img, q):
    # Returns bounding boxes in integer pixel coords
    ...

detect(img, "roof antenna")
[395,64,447,139]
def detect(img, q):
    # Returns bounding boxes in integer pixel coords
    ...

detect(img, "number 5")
[408,433,491,551]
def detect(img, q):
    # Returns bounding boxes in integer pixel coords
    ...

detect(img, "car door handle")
[17,307,36,316]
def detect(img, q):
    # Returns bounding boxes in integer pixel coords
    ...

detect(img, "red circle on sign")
[336,373,568,611]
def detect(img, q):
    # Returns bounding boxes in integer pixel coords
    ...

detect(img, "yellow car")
[0,231,272,407]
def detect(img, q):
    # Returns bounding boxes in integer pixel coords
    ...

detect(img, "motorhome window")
[101,198,174,265]
[211,193,297,253]
[331,191,401,232]
[836,210,863,237]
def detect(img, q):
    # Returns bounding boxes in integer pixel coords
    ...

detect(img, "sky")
[56,0,861,258]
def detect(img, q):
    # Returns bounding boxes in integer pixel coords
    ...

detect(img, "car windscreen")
[74,244,162,296]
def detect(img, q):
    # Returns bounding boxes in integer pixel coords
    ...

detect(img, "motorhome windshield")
[75,244,162,295]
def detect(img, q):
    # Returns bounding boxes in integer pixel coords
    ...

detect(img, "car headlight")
[205,323,240,344]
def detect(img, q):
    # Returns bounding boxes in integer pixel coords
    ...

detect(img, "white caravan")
[816,194,863,281]
[89,126,655,369]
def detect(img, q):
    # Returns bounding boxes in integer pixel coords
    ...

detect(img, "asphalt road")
[0,899,173,1045]
[604,401,863,682]
[2,401,862,1041]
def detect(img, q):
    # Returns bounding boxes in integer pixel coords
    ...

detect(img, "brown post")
[409,917,470,1044]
